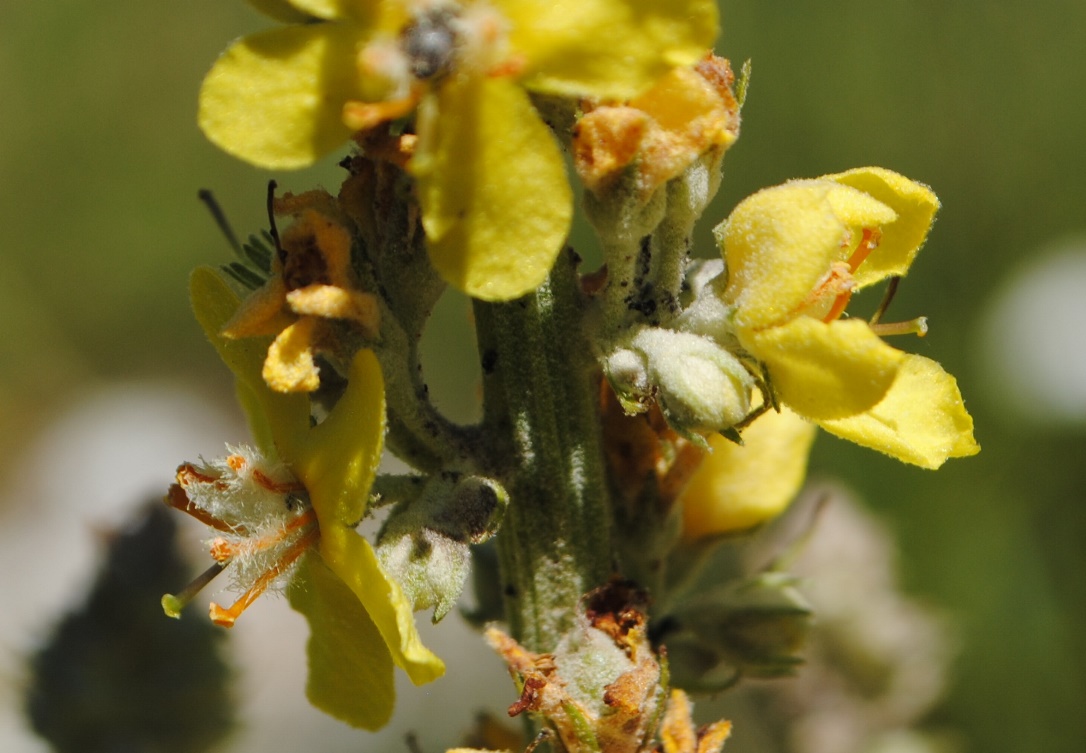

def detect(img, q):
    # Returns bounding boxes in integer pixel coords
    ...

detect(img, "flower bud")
[377,474,508,622]
[605,327,754,436]
[661,572,812,691]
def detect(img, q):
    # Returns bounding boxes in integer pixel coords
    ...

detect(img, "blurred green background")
[3,1,1085,751]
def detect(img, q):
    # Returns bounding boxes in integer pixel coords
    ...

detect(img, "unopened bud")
[632,328,753,436]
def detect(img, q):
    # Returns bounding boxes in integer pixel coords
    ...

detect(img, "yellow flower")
[199,0,718,300]
[717,167,979,468]
[680,407,816,538]
[185,266,443,728]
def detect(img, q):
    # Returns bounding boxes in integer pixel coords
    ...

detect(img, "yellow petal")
[198,24,363,169]
[221,277,294,338]
[818,354,980,468]
[501,0,718,99]
[826,167,940,288]
[294,349,385,528]
[264,318,322,393]
[681,408,816,538]
[749,317,904,421]
[416,76,572,301]
[319,526,446,685]
[189,267,310,461]
[234,380,280,461]
[288,553,395,729]
[246,0,315,23]
[632,65,733,141]
[291,351,445,685]
[719,180,894,330]
[269,0,366,21]
[286,285,381,336]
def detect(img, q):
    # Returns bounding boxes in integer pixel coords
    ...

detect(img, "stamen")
[871,316,928,338]
[208,508,317,563]
[176,463,218,485]
[162,561,227,619]
[782,261,853,325]
[846,227,881,273]
[343,91,421,132]
[252,469,306,494]
[164,483,247,535]
[487,54,526,79]
[209,537,234,562]
[821,284,854,323]
[208,526,318,627]
[820,228,881,323]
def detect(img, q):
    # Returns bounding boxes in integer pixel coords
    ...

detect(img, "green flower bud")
[660,572,811,692]
[377,474,508,622]
[618,327,754,435]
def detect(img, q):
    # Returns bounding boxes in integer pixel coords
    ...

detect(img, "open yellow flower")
[717,167,979,468]
[199,0,718,300]
[187,266,443,728]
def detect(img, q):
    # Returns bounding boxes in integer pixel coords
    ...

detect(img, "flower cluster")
[177,0,982,738]
[200,0,718,300]
[606,168,979,537]
[162,444,315,627]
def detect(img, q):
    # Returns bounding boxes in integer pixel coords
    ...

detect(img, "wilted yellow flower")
[223,201,380,392]
[181,266,443,728]
[574,54,740,197]
[199,0,718,300]
[717,167,979,468]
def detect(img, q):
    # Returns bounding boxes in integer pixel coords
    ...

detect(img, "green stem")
[376,315,482,473]
[475,250,614,652]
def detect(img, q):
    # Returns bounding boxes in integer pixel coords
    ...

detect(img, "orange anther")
[209,537,235,563]
[343,91,420,132]
[177,463,217,485]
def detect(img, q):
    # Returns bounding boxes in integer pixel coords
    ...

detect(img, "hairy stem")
[475,250,614,652]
